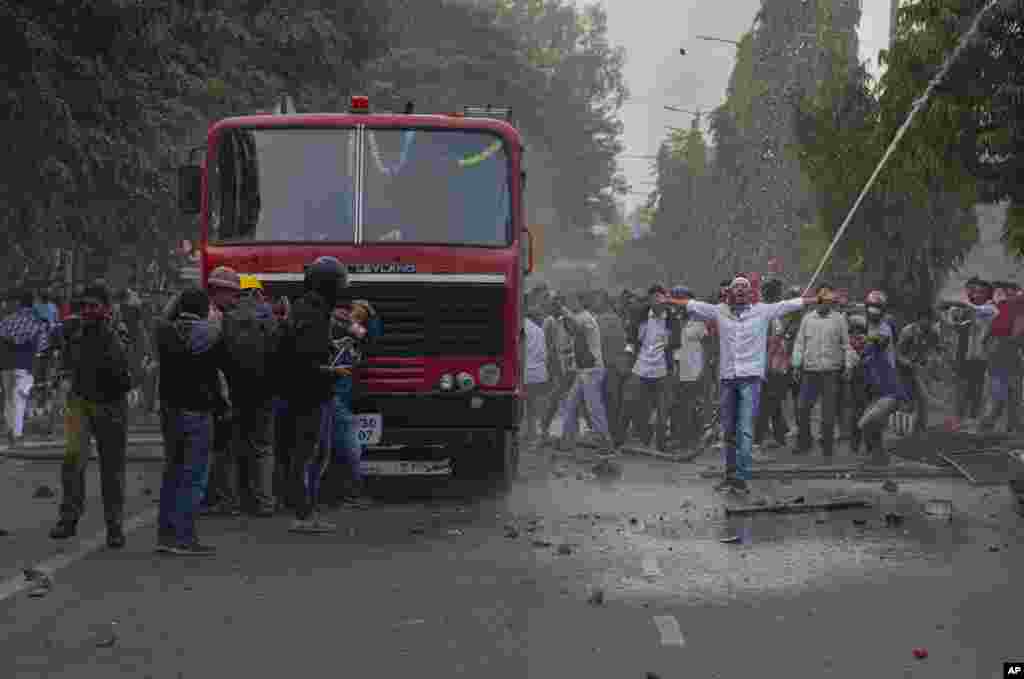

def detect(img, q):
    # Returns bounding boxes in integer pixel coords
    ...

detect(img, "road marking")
[642,555,662,577]
[652,615,686,647]
[0,508,158,603]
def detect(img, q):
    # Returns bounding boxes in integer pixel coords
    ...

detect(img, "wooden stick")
[725,498,872,516]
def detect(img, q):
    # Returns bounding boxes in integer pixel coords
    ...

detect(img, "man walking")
[670,286,707,452]
[594,291,630,448]
[668,278,811,494]
[554,292,609,450]
[623,285,680,452]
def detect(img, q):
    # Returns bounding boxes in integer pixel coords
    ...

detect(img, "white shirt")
[686,298,806,380]
[524,318,548,385]
[633,310,670,379]
[674,320,707,382]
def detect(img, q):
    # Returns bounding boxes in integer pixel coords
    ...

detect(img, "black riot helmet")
[303,256,349,309]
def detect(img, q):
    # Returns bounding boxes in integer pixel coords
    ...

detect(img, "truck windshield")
[208,127,510,246]
[362,129,511,246]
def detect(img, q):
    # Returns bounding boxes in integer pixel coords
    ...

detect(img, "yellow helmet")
[239,274,263,292]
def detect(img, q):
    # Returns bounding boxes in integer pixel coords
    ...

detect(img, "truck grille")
[261,281,506,358]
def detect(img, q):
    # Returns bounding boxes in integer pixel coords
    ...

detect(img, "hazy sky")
[601,0,893,213]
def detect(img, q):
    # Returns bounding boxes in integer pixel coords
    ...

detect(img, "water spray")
[802,0,1003,296]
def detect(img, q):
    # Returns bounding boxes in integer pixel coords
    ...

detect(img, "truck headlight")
[456,372,476,392]
[478,363,501,386]
[439,373,455,391]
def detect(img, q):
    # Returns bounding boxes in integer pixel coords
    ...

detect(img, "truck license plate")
[359,459,452,477]
[355,413,383,446]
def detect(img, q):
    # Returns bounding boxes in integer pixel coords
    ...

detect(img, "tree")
[881,0,1024,256]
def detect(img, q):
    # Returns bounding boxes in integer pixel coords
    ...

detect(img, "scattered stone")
[790,496,806,504]
[680,500,694,510]
[935,623,945,630]
[852,519,867,526]
[912,647,928,659]
[504,524,519,539]
[33,485,55,499]
[882,480,899,493]
[142,488,152,496]
[409,526,425,535]
[587,587,605,606]
[445,529,463,537]
[95,634,116,648]
[0,529,8,536]
[987,544,1001,553]
[556,543,573,556]
[531,539,553,548]
[884,512,905,527]
[645,673,662,679]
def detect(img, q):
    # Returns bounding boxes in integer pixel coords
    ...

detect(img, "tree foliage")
[1,0,628,288]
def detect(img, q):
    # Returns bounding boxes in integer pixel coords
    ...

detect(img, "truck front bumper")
[351,390,520,447]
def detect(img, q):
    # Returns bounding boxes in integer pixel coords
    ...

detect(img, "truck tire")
[452,429,519,485]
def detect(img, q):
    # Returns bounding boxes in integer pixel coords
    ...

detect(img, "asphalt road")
[0,441,1021,679]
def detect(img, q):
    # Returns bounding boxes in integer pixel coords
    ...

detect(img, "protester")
[855,313,914,467]
[754,279,791,449]
[49,281,134,548]
[0,291,51,448]
[945,278,993,423]
[216,274,280,517]
[623,285,680,452]
[895,305,941,434]
[523,302,549,444]
[845,314,873,455]
[668,278,811,493]
[539,294,576,444]
[154,286,227,555]
[973,282,1024,433]
[669,286,707,451]
[200,266,244,516]
[791,283,855,458]
[555,291,609,450]
[594,290,630,448]
[276,256,348,533]
[321,298,382,510]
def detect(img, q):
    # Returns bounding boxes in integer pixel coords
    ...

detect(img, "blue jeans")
[158,409,213,545]
[332,393,363,483]
[719,377,762,481]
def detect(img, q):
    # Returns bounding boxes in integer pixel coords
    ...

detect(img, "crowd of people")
[522,275,1021,494]
[1,257,380,555]
[2,266,1023,552]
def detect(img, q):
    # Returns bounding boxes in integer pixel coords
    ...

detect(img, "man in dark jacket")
[277,257,348,533]
[49,281,134,548]
[622,285,681,451]
[155,286,227,555]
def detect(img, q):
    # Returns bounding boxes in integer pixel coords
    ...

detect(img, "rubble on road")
[724,497,872,516]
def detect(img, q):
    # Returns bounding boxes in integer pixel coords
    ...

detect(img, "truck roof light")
[351,95,369,113]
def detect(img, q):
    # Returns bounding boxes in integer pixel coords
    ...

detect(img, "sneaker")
[6,430,14,448]
[154,540,176,554]
[106,526,126,549]
[49,521,77,540]
[713,478,735,493]
[730,480,751,495]
[312,515,337,532]
[169,541,216,556]
[289,517,330,533]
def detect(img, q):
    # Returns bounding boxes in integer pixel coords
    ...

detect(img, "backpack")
[221,298,279,383]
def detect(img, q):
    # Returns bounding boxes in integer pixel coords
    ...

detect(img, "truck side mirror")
[522,227,534,275]
[178,165,202,214]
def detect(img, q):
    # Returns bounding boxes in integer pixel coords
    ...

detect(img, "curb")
[698,466,961,480]
[1,437,165,462]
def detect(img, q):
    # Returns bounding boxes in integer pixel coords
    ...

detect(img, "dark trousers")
[604,355,632,446]
[670,380,703,449]
[956,359,987,420]
[797,370,840,455]
[755,372,790,445]
[219,401,276,513]
[283,405,325,520]
[623,374,670,450]
[158,408,213,545]
[846,379,880,453]
[203,413,233,508]
[273,397,292,508]
[59,396,127,528]
[897,365,929,433]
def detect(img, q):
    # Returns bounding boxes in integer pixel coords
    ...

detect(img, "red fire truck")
[178,97,534,482]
